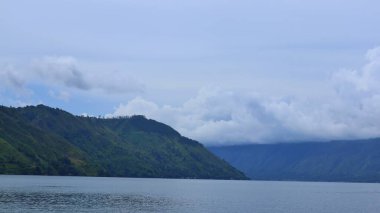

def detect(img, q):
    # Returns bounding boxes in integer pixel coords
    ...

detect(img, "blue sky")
[1,0,380,144]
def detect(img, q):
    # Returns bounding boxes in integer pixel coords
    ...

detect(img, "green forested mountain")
[209,139,380,182]
[0,105,246,179]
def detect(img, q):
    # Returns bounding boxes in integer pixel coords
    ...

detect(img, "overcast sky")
[1,0,380,145]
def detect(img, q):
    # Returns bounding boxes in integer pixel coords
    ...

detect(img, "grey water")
[0,175,379,213]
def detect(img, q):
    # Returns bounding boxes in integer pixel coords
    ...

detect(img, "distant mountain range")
[0,105,246,180]
[209,139,380,182]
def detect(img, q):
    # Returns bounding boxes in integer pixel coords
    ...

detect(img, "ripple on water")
[0,191,176,212]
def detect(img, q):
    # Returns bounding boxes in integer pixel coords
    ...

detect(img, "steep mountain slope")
[0,105,247,179]
[209,139,380,182]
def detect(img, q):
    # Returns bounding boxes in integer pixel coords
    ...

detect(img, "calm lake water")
[0,175,379,213]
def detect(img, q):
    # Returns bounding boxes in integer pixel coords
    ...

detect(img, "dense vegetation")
[0,105,246,179]
[209,139,380,182]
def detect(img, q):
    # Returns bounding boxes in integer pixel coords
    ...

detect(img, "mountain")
[209,139,380,182]
[0,105,247,180]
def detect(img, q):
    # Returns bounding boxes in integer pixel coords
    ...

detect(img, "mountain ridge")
[209,138,380,182]
[0,104,247,180]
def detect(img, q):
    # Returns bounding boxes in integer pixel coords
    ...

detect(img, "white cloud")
[33,56,90,90]
[0,63,33,98]
[108,46,380,145]
[32,56,145,94]
[107,88,290,144]
[0,64,26,90]
[332,47,380,93]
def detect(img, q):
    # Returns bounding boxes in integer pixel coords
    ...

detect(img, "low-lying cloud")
[108,46,380,145]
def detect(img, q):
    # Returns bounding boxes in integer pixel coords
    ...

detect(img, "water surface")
[0,175,379,212]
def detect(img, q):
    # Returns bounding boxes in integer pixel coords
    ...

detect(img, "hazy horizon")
[1,0,380,145]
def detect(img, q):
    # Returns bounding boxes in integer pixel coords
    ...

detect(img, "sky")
[1,0,380,145]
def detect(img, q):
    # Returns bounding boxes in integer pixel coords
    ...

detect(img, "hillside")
[0,105,247,180]
[209,139,380,182]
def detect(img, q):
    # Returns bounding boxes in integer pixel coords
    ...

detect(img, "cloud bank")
[2,48,380,145]
[108,47,380,145]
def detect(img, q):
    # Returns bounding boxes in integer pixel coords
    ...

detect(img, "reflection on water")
[0,191,174,212]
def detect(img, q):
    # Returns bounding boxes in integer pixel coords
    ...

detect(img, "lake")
[0,175,379,212]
